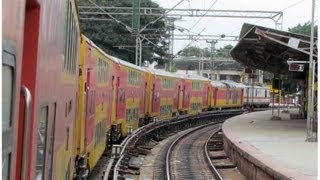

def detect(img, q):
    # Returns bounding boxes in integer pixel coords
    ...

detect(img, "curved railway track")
[91,109,244,179]
[166,123,221,180]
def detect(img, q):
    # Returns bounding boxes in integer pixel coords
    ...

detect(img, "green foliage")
[215,44,233,58]
[179,44,234,58]
[179,46,210,57]
[288,22,318,36]
[78,0,169,64]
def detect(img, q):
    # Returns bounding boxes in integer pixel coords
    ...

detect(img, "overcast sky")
[152,0,318,53]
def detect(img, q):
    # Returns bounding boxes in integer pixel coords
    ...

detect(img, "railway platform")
[222,109,317,180]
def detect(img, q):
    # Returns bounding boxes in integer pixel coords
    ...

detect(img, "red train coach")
[3,0,80,179]
[182,75,211,114]
[147,69,183,120]
[113,57,149,138]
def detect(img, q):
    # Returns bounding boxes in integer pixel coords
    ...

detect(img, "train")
[2,0,271,179]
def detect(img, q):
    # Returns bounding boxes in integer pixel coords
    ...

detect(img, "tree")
[179,46,210,57]
[216,44,233,58]
[78,0,169,64]
[288,21,318,37]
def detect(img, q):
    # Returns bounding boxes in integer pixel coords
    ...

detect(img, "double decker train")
[3,0,270,179]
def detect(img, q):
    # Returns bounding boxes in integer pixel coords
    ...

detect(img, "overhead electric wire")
[86,0,163,50]
[189,0,218,30]
[139,0,185,33]
[223,0,308,36]
[173,28,207,57]
[172,0,218,57]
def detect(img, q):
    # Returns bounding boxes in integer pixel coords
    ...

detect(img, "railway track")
[87,109,244,179]
[165,122,247,180]
[166,122,220,180]
[206,130,247,180]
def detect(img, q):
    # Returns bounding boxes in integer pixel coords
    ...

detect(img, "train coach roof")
[146,68,183,79]
[114,56,148,72]
[242,84,269,89]
[83,35,119,64]
[82,35,148,72]
[180,74,211,81]
[210,81,227,87]
[221,80,246,88]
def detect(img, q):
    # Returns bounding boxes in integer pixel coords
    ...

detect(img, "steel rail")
[204,128,224,180]
[107,109,243,179]
[165,121,222,180]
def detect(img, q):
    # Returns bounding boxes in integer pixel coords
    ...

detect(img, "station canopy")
[230,23,317,75]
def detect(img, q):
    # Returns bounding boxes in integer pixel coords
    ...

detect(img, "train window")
[47,102,56,180]
[63,1,78,74]
[35,106,49,180]
[2,64,13,130]
[2,154,10,180]
[63,1,70,69]
[68,18,73,73]
[126,109,129,121]
[89,90,96,115]
[235,91,238,103]
[2,40,15,180]
[72,19,77,74]
[67,3,73,72]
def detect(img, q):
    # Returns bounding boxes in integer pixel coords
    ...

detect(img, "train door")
[110,76,115,123]
[226,88,229,105]
[15,2,41,179]
[115,77,120,117]
[144,82,148,113]
[240,89,244,105]
[177,85,182,110]
[151,83,155,112]
[182,85,186,109]
[85,69,95,146]
[206,86,210,107]
[214,88,217,107]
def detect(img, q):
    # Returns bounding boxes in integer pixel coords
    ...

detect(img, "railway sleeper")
[208,147,224,151]
[214,164,237,169]
[213,158,237,169]
[118,169,140,175]
[210,139,223,144]
[138,145,154,150]
[208,143,223,148]
[136,147,151,155]
[128,164,140,171]
[210,155,228,160]
[128,152,139,157]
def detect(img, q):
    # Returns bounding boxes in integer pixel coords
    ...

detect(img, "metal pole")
[278,77,280,116]
[135,35,139,66]
[198,57,201,75]
[272,89,274,115]
[208,40,217,68]
[201,50,204,76]
[251,74,254,111]
[306,0,316,141]
[139,37,142,66]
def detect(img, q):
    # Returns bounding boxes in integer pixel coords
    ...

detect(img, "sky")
[151,0,318,54]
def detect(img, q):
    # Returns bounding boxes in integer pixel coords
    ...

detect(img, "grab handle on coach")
[21,86,32,180]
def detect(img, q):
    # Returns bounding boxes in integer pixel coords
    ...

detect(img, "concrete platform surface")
[222,109,317,180]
